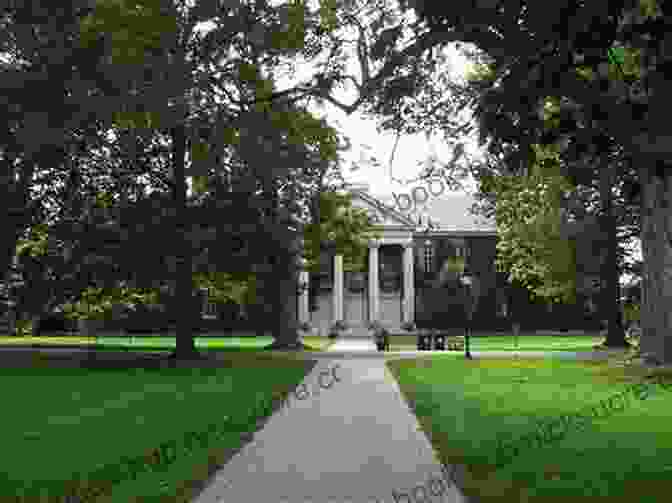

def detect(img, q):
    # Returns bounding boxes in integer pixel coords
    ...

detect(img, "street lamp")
[459,271,474,359]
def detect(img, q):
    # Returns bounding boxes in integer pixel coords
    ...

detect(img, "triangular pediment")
[347,189,416,227]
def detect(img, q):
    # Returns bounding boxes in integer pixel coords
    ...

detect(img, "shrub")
[368,320,383,331]
[623,302,640,324]
[332,320,347,331]
[328,320,347,338]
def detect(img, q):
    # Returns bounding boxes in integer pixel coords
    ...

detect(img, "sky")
[193,12,484,204]
[276,44,484,201]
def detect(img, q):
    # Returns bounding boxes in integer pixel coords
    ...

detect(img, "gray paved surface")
[191,339,469,503]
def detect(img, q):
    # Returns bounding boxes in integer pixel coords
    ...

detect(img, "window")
[347,271,366,292]
[460,242,471,259]
[316,252,333,291]
[423,241,434,274]
[199,288,217,318]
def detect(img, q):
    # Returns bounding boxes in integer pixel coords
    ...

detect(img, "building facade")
[198,183,603,334]
[295,183,514,335]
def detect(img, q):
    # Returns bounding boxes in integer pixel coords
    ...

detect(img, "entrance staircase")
[346,325,372,338]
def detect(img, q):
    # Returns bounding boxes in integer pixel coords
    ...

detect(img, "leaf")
[318,0,338,32]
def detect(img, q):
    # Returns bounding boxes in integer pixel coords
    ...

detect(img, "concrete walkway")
[192,344,469,503]
[327,337,378,352]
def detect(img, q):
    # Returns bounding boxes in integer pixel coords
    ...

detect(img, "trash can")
[417,331,432,351]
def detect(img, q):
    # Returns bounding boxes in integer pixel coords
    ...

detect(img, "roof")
[352,189,417,227]
[376,192,497,233]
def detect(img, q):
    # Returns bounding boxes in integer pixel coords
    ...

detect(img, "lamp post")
[459,271,474,359]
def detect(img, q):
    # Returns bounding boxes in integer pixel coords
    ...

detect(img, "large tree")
[70,0,349,355]
[0,0,121,311]
[305,0,667,359]
[476,144,578,304]
[403,0,667,359]
[466,62,641,346]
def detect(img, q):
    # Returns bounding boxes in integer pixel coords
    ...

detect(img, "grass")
[0,333,335,352]
[388,334,606,352]
[387,356,672,503]
[1,351,318,502]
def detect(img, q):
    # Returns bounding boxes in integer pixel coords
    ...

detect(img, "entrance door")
[379,245,403,328]
[344,271,368,327]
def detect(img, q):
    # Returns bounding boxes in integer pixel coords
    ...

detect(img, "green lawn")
[388,334,606,352]
[0,334,335,352]
[387,356,672,503]
[2,352,318,502]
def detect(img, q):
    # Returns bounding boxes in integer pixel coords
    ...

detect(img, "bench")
[445,335,465,351]
[417,331,465,351]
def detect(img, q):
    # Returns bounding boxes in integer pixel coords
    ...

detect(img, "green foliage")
[193,271,252,306]
[318,0,338,33]
[303,190,382,273]
[1,0,357,352]
[16,223,50,258]
[269,108,341,163]
[485,144,578,304]
[623,302,641,324]
[61,285,160,321]
[464,61,496,85]
[272,0,307,52]
[58,269,252,322]
[575,43,643,85]
[79,0,178,66]
[443,255,466,274]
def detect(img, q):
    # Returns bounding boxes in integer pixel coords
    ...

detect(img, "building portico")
[300,239,415,333]
[300,184,426,335]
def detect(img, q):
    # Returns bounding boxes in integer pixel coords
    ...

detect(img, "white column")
[403,241,415,324]
[298,270,310,324]
[333,254,344,322]
[368,241,379,323]
[296,237,310,325]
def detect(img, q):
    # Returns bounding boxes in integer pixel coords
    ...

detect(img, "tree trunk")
[1,160,36,308]
[260,176,305,350]
[1,252,20,336]
[169,124,200,360]
[30,314,42,338]
[264,232,305,350]
[249,262,268,338]
[639,162,672,364]
[266,254,304,350]
[599,161,628,347]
